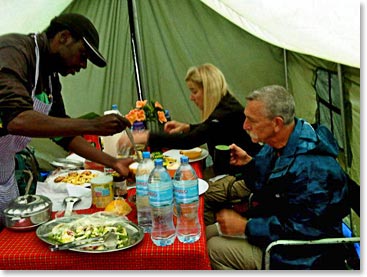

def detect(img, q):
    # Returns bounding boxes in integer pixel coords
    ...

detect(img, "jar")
[90,175,114,208]
[112,172,127,199]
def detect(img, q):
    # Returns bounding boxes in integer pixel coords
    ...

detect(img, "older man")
[206,85,349,269]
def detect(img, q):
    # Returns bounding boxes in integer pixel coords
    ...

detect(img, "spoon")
[63,196,81,217]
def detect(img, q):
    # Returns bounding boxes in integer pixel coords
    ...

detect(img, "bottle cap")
[142,151,151,159]
[180,156,189,163]
[154,158,163,166]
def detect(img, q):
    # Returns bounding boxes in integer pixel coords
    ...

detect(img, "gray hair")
[246,85,295,124]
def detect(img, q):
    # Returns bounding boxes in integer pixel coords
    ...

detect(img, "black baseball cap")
[50,13,107,67]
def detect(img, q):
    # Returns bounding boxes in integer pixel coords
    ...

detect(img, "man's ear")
[273,116,284,132]
[58,30,72,44]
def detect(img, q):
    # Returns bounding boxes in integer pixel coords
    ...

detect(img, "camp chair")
[262,176,360,270]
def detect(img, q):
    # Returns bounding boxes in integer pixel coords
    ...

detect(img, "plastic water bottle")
[104,104,122,115]
[148,158,176,246]
[102,104,122,158]
[135,151,154,233]
[173,155,201,243]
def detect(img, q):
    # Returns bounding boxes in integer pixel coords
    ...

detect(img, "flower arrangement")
[125,100,167,126]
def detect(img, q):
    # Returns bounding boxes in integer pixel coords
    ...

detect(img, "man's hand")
[92,114,131,136]
[229,143,252,166]
[216,209,247,236]
[113,157,135,177]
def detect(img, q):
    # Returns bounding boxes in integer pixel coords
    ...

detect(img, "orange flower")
[136,109,146,121]
[136,100,147,109]
[154,101,163,110]
[125,110,136,124]
[157,110,167,123]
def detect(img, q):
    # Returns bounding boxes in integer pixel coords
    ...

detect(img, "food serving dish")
[36,212,144,253]
[163,148,209,163]
[51,158,84,170]
[4,194,52,231]
[46,169,102,190]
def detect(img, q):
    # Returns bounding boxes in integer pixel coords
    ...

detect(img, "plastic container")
[90,175,114,208]
[135,151,154,233]
[148,158,176,246]
[101,104,122,158]
[173,155,201,243]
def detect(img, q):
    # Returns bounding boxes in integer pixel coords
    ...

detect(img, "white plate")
[163,148,209,163]
[46,169,102,192]
[199,178,209,195]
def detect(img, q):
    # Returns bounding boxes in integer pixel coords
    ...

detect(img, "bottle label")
[173,180,198,204]
[148,181,173,207]
[136,176,149,196]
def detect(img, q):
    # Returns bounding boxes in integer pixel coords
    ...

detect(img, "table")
[0,162,211,270]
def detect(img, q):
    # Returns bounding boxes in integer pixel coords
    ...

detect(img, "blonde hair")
[185,63,229,121]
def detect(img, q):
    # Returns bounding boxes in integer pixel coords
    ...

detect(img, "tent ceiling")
[0,0,72,35]
[201,0,360,68]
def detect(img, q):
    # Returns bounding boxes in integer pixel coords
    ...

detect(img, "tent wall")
[59,0,285,121]
[286,52,360,182]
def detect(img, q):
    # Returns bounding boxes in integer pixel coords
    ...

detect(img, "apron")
[0,34,53,226]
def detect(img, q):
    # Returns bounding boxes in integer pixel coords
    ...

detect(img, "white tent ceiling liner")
[0,0,72,35]
[201,0,360,68]
[1,0,359,68]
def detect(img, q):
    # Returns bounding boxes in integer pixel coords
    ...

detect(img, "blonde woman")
[119,63,261,174]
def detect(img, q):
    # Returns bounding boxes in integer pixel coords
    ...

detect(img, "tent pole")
[337,63,350,175]
[283,49,289,90]
[128,0,144,101]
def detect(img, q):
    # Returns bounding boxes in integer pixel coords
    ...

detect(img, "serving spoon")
[49,231,118,251]
[125,128,142,162]
[63,196,81,217]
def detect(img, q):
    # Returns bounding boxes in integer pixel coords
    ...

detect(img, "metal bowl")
[3,194,52,231]
[50,158,83,170]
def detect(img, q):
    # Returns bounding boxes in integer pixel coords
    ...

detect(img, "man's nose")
[243,119,250,130]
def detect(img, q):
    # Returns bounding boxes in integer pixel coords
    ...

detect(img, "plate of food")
[36,212,144,253]
[46,170,102,190]
[163,147,209,163]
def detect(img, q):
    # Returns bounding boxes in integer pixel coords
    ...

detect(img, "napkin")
[209,174,228,182]
[36,181,92,212]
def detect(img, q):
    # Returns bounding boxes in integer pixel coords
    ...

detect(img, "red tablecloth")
[0,161,211,270]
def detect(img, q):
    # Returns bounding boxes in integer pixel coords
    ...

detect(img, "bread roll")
[179,147,202,159]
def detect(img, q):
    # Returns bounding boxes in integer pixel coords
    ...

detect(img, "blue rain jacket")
[243,118,349,269]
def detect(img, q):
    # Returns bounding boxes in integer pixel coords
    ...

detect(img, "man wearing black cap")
[0,13,132,228]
